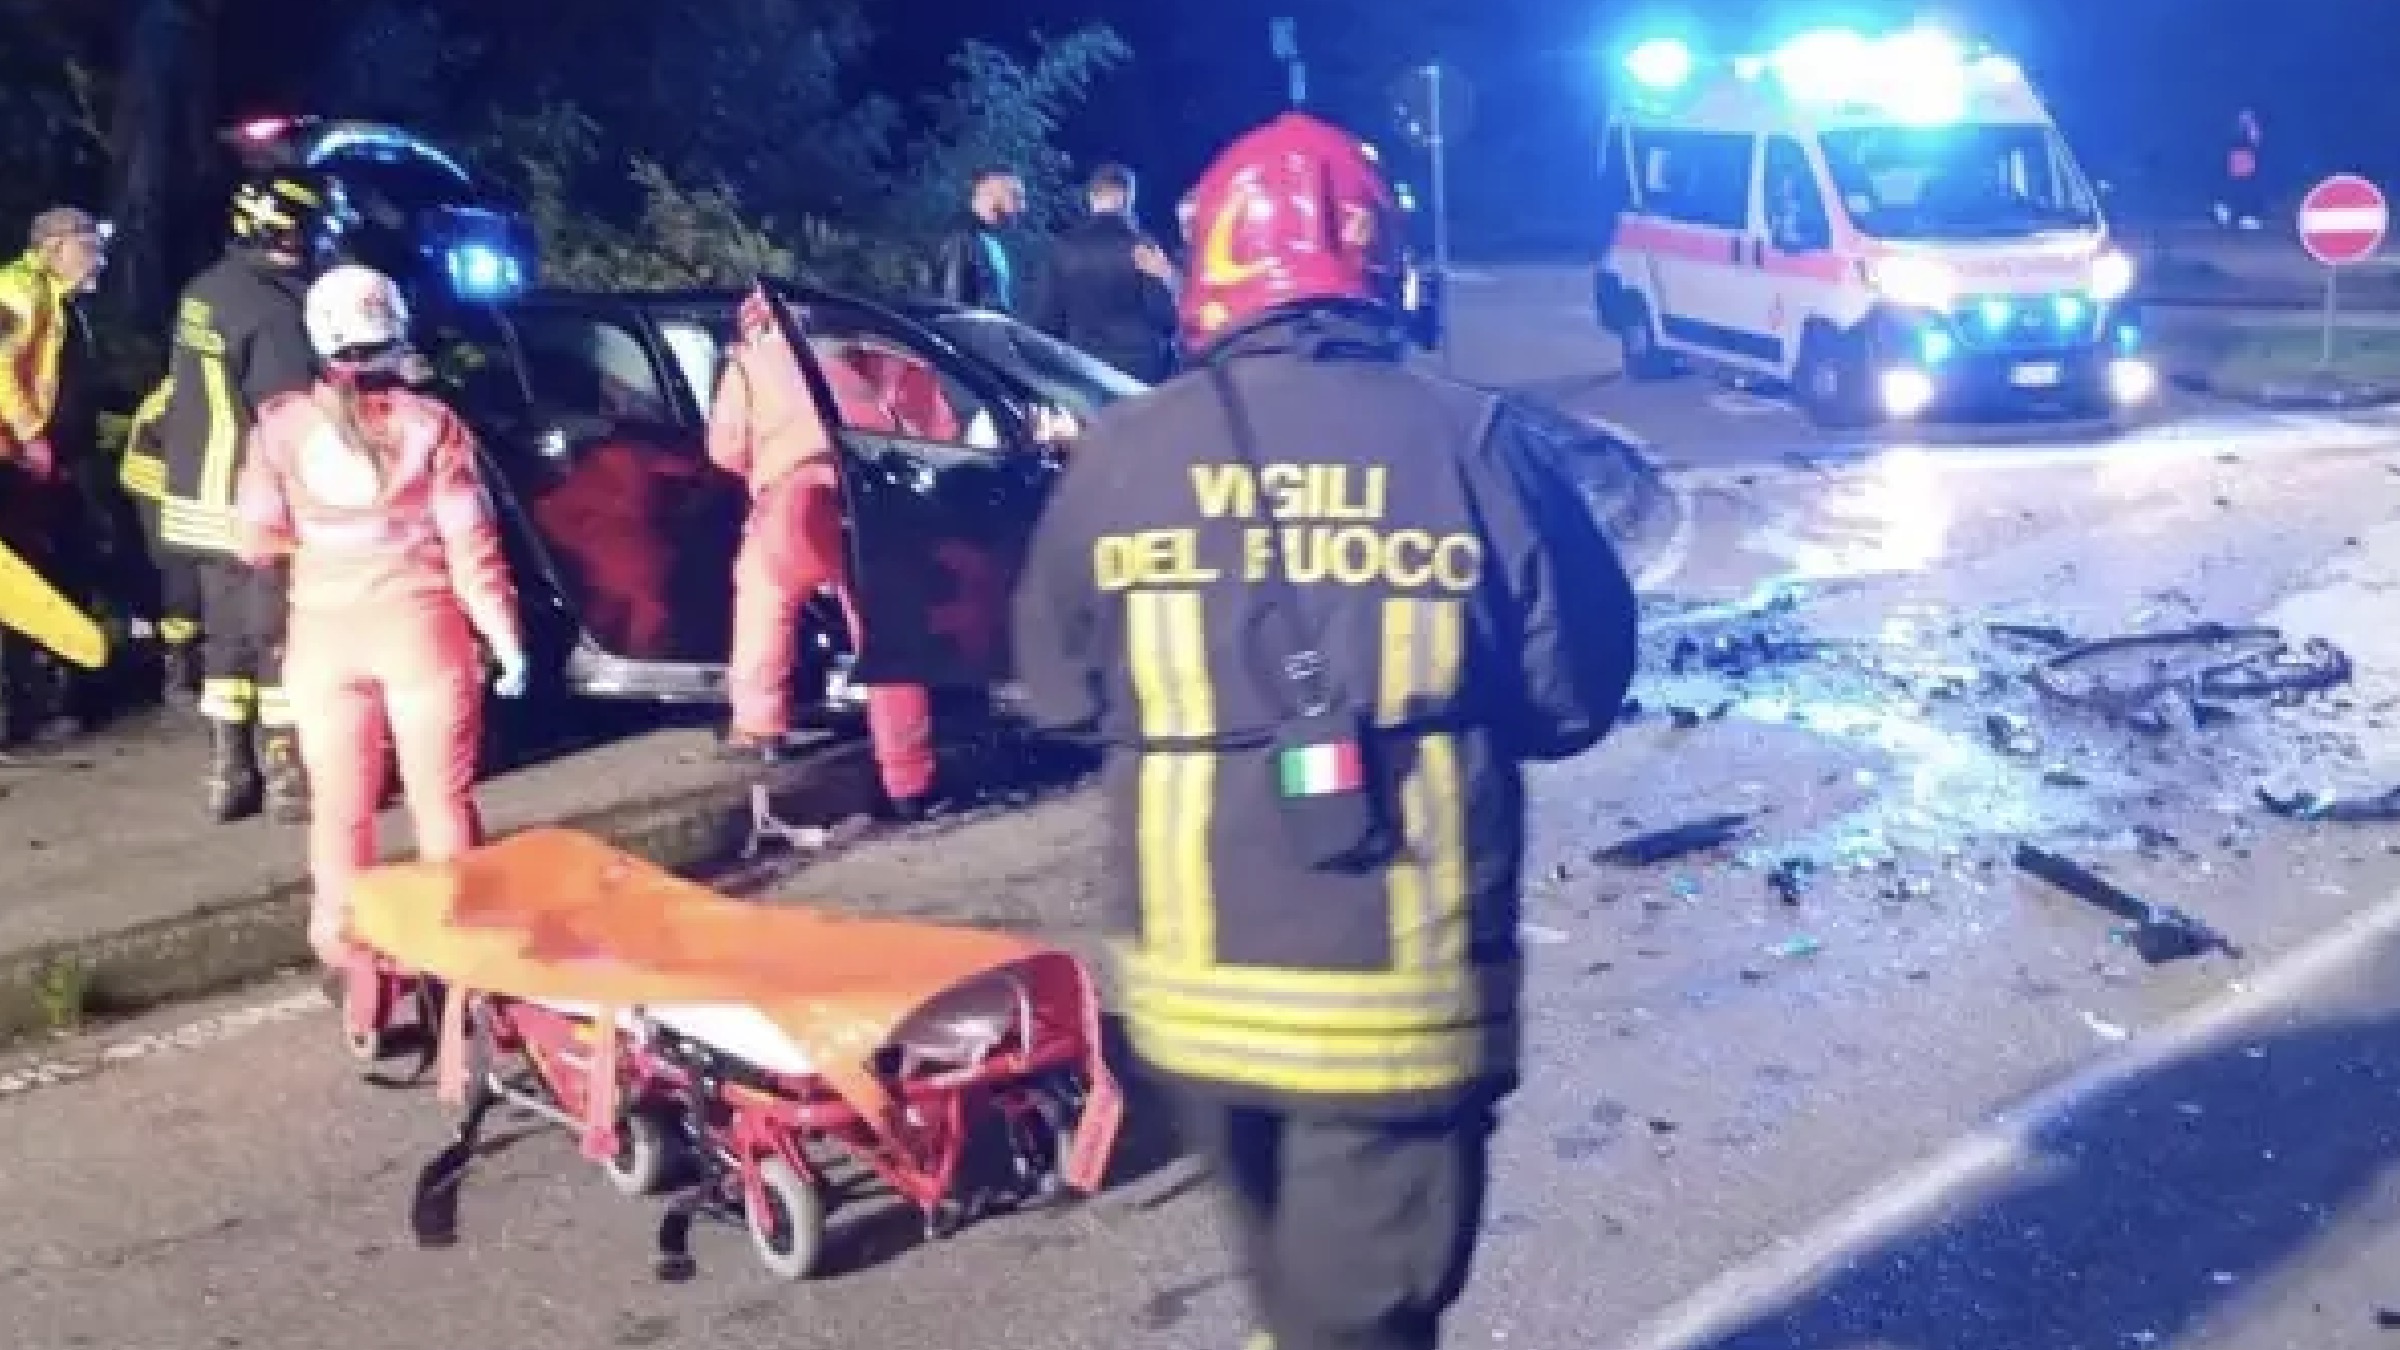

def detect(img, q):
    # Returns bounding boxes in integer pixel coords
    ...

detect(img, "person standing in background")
[154,172,345,822]
[233,265,527,971]
[1028,163,1181,384]
[932,168,1025,313]
[2217,108,2263,231]
[0,206,111,743]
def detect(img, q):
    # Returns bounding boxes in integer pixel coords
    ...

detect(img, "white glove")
[492,645,530,699]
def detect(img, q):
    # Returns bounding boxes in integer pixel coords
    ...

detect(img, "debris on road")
[2013,843,2243,964]
[1766,858,1814,905]
[2028,624,2351,718]
[1985,711,2042,756]
[2257,785,2400,823]
[1593,813,1752,867]
[1988,621,2080,649]
[742,784,830,857]
[2078,1009,2131,1042]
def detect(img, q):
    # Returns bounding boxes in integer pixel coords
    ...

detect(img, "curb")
[2169,368,2400,411]
[0,735,908,1045]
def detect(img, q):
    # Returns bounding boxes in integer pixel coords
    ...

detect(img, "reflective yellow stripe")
[160,618,197,644]
[1126,590,1217,966]
[0,257,63,443]
[199,678,256,722]
[1130,1014,1520,1098]
[1377,598,1468,971]
[254,686,294,729]
[1121,946,1517,1032]
[120,451,166,500]
[199,353,239,518]
[160,498,237,552]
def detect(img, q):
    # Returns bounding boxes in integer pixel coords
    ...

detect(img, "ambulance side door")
[1757,134,1842,379]
[1639,128,1770,369]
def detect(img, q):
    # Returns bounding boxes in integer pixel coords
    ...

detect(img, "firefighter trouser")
[728,459,934,800]
[1173,1089,1497,1350]
[286,601,485,961]
[192,556,292,726]
[131,499,200,644]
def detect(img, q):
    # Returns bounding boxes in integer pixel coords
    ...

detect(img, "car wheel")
[1613,291,1679,382]
[1796,328,1877,430]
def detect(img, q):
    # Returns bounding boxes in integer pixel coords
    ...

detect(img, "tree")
[324,0,1127,294]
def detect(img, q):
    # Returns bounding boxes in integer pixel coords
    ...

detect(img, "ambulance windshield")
[1819,122,2099,240]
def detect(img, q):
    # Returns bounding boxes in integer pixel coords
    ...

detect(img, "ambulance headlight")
[2089,250,2135,303]
[1624,38,1694,91]
[446,243,526,302]
[1871,257,1957,310]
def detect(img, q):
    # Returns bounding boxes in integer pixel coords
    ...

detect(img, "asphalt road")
[13,270,2400,1350]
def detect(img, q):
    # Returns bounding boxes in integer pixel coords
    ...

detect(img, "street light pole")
[1423,62,1453,371]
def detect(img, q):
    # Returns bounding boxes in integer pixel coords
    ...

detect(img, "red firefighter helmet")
[1178,112,1406,354]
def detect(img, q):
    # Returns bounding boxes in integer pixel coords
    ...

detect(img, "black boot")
[161,641,202,710]
[257,725,309,824]
[205,719,262,822]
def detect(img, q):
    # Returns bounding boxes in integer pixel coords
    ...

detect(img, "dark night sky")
[205,0,2400,246]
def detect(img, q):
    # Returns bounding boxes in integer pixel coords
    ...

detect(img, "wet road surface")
[14,274,2400,1349]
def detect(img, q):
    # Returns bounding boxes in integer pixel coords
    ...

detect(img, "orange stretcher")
[346,827,1123,1279]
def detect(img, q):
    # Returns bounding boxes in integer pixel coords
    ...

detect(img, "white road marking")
[1612,877,2400,1350]
[0,987,328,1100]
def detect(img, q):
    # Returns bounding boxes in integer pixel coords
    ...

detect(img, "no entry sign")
[2299,174,2389,266]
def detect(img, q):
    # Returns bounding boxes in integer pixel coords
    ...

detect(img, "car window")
[657,319,731,416]
[509,311,676,425]
[929,312,1147,420]
[783,302,1004,450]
[423,306,526,417]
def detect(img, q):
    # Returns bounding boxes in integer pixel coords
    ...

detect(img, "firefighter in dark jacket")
[154,171,345,822]
[1028,163,1181,383]
[1010,112,1641,1350]
[931,167,1025,312]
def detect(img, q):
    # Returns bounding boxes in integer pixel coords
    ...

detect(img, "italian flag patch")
[1277,741,1365,797]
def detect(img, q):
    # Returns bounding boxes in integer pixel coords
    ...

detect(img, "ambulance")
[1592,28,2155,428]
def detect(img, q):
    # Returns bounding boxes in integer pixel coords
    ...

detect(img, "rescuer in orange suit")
[708,289,938,819]
[235,265,528,969]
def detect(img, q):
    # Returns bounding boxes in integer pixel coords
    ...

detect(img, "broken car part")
[2012,843,2242,964]
[1593,813,1751,867]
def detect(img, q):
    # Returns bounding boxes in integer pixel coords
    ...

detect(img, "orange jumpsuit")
[708,309,935,802]
[236,384,522,962]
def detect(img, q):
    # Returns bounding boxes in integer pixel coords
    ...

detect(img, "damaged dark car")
[423,279,1146,718]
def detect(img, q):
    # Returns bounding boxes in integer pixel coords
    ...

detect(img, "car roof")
[511,284,975,326]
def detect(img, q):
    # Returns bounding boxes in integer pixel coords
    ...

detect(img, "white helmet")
[304,264,411,361]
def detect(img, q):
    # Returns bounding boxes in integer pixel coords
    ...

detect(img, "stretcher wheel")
[745,1156,827,1281]
[603,1111,676,1198]
[330,972,388,1064]
[343,1021,387,1064]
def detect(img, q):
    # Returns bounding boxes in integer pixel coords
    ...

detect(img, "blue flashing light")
[305,126,472,185]
[1919,329,1955,365]
[1624,38,1693,91]
[447,243,526,302]
[1978,298,2012,329]
[2114,323,2143,355]
[2052,295,2087,327]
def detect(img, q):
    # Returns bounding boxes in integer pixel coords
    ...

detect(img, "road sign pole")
[1426,62,1452,371]
[2297,173,2391,373]
[2323,266,2339,370]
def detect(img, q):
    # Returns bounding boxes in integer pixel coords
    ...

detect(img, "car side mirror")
[534,411,614,461]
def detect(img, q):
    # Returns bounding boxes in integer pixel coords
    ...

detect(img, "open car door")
[493,299,746,674]
[758,277,1059,689]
